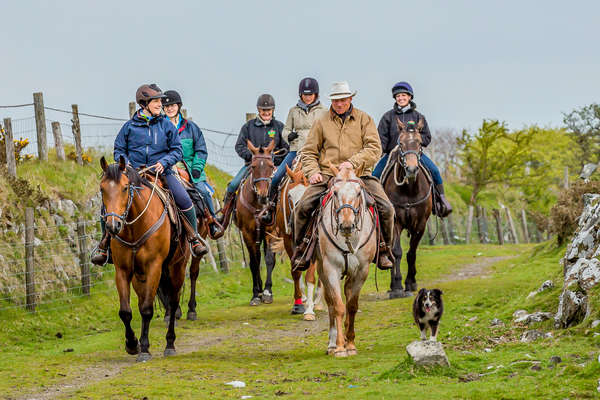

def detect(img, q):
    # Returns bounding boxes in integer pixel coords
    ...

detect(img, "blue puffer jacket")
[114,110,182,175]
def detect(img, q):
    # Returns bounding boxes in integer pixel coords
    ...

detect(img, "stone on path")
[406,340,450,367]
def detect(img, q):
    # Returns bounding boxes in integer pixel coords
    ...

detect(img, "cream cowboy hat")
[328,81,357,100]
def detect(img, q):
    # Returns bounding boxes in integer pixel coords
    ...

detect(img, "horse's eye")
[122,187,128,193]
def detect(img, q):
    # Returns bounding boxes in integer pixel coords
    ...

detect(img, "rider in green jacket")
[163,90,224,239]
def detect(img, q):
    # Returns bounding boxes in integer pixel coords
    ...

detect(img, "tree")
[562,103,600,168]
[427,128,460,180]
[457,120,539,206]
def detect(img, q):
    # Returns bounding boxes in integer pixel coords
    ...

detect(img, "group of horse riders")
[90,78,452,269]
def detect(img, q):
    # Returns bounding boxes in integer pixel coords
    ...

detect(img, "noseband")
[331,178,364,236]
[250,154,274,196]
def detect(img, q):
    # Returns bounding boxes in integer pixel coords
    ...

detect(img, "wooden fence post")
[481,207,490,243]
[71,104,83,165]
[181,109,188,119]
[426,219,435,245]
[440,218,450,245]
[505,208,519,244]
[128,101,136,118]
[25,207,36,311]
[32,92,48,161]
[51,122,66,161]
[564,166,569,189]
[520,209,530,243]
[76,218,90,295]
[493,209,504,245]
[3,118,17,178]
[213,199,230,272]
[465,205,474,244]
[246,113,257,122]
[446,214,456,243]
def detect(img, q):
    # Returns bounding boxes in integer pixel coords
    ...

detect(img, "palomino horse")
[270,161,324,320]
[317,165,377,357]
[99,156,190,361]
[382,118,433,298]
[235,140,278,306]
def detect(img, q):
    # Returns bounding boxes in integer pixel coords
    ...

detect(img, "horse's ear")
[100,156,108,172]
[396,117,405,132]
[329,162,340,177]
[416,117,425,132]
[119,156,126,171]
[247,140,259,155]
[265,139,275,153]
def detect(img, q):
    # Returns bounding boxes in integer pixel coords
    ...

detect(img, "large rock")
[406,340,450,367]
[556,194,600,328]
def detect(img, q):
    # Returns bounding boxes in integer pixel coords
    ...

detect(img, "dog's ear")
[417,288,427,298]
[433,288,443,297]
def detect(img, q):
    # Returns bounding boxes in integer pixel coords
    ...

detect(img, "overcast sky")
[2,1,599,172]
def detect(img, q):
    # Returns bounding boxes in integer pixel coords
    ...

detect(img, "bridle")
[329,178,365,241]
[250,154,274,197]
[393,133,423,187]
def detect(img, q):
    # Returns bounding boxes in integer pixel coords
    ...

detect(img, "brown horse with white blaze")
[100,156,190,362]
[382,118,433,298]
[235,139,278,306]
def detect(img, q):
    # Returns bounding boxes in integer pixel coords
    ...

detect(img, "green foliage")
[562,103,600,167]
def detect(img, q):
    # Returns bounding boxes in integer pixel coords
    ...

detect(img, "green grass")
[1,242,598,399]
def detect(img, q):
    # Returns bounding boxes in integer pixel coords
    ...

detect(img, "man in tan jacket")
[292,81,395,270]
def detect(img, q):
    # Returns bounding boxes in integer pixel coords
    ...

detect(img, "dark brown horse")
[100,156,190,361]
[270,162,323,320]
[382,118,433,298]
[235,140,278,306]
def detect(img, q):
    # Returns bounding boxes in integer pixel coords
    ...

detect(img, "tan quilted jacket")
[282,103,327,151]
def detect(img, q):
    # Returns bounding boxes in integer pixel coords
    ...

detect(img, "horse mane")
[104,164,148,187]
[339,167,354,180]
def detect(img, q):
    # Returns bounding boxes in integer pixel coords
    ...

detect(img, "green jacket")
[173,115,208,183]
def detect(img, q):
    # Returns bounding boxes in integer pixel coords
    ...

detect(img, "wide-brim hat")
[328,81,357,100]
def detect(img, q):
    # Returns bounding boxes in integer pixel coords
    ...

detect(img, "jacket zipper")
[146,124,150,165]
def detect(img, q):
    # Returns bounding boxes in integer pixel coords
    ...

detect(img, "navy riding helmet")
[299,77,319,96]
[392,82,414,98]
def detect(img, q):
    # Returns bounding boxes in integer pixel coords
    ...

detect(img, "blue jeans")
[164,173,193,210]
[270,151,297,195]
[226,165,249,194]
[194,181,216,217]
[373,153,442,185]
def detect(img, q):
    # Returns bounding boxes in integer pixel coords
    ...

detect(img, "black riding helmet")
[256,94,275,110]
[163,90,182,106]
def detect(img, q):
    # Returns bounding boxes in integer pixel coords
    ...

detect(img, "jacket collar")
[394,101,417,114]
[329,104,355,122]
[297,99,321,113]
[131,110,164,126]
[254,116,274,127]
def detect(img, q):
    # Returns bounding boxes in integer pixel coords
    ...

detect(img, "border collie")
[412,288,444,341]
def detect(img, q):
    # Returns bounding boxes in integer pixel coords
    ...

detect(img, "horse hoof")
[334,349,348,358]
[125,341,140,355]
[405,283,418,292]
[388,290,411,299]
[303,313,316,321]
[346,348,358,356]
[163,348,177,357]
[136,352,152,363]
[291,304,305,314]
[261,294,273,304]
[187,311,197,321]
[250,297,261,306]
[327,347,336,355]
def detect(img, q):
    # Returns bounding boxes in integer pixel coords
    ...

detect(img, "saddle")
[139,171,179,227]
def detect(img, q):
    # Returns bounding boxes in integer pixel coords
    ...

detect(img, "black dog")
[413,288,444,341]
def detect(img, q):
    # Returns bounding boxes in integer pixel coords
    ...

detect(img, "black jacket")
[234,117,288,165]
[377,102,431,154]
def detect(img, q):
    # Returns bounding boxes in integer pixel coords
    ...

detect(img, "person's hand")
[152,162,164,174]
[192,169,202,179]
[288,131,299,143]
[339,161,353,170]
[309,173,323,184]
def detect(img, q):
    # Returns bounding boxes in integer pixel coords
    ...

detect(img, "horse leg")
[405,229,425,293]
[242,232,262,306]
[165,259,186,357]
[262,240,275,304]
[303,262,317,320]
[133,266,161,362]
[187,257,200,320]
[116,267,139,355]
[320,259,346,357]
[390,224,409,298]
[314,275,325,311]
[344,272,367,356]
[291,267,305,315]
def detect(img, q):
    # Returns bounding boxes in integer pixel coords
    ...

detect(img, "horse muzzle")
[106,218,123,235]
[339,222,356,237]
[406,165,419,183]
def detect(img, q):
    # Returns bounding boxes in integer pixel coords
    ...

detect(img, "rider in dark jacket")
[374,82,452,217]
[217,94,288,227]
[91,84,207,265]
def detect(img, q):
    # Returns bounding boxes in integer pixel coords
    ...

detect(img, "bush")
[550,181,600,244]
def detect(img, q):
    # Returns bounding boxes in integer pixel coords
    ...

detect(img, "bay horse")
[381,118,433,298]
[100,156,190,362]
[317,165,377,357]
[270,161,323,321]
[235,140,278,306]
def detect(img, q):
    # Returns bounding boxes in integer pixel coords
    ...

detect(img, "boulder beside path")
[406,340,450,367]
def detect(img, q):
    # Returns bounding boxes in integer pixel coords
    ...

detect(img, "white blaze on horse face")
[288,184,307,207]
[337,181,361,228]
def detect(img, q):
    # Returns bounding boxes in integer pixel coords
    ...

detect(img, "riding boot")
[208,218,225,239]
[216,191,236,227]
[435,183,453,218]
[91,218,111,266]
[260,189,278,225]
[377,243,394,270]
[182,207,208,258]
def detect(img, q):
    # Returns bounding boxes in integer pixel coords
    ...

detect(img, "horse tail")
[269,235,286,255]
